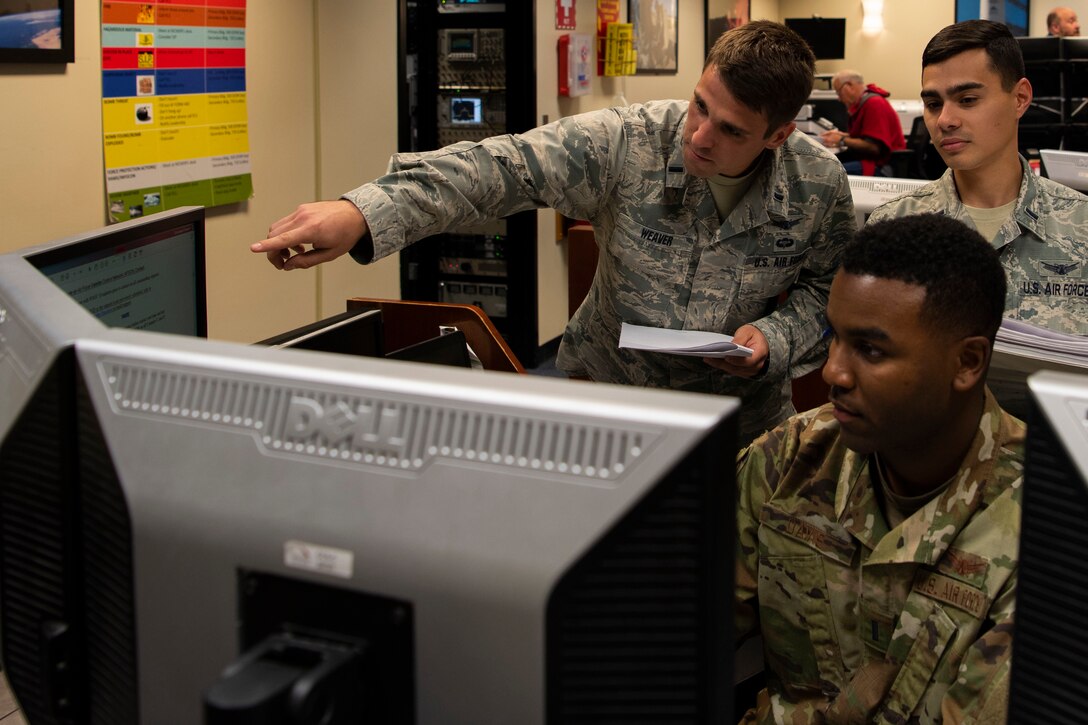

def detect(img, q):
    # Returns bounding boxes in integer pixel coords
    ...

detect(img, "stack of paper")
[618,323,753,358]
[996,318,1088,364]
[989,318,1088,419]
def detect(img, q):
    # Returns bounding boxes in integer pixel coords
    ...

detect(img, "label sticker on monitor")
[284,539,354,579]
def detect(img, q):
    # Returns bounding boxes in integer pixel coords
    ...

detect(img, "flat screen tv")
[1008,370,1088,723]
[0,212,740,723]
[784,17,846,61]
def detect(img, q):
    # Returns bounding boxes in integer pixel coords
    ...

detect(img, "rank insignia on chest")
[860,602,896,654]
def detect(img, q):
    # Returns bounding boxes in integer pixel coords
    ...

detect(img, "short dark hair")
[842,214,1007,343]
[705,20,815,136]
[922,19,1025,91]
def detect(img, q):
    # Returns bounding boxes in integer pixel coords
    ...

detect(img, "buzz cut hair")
[704,20,815,137]
[842,214,1007,343]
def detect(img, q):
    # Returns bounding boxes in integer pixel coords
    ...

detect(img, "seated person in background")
[869,19,1088,335]
[735,213,1021,724]
[819,70,906,176]
[251,21,856,443]
[1048,6,1080,36]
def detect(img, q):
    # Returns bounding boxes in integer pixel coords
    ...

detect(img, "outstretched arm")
[250,200,369,270]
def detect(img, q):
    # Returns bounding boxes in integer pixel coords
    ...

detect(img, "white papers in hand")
[618,323,753,358]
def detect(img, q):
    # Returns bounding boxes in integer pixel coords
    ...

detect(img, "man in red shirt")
[820,70,906,176]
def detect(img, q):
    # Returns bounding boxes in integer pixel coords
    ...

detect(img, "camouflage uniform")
[868,158,1088,335]
[343,101,855,441]
[734,389,1023,724]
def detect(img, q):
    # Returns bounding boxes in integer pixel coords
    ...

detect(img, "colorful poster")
[101,1,252,222]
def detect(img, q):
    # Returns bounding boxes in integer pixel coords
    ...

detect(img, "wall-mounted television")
[784,17,846,61]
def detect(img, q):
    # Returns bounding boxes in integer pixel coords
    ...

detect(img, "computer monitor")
[256,308,384,357]
[847,176,930,225]
[26,206,207,338]
[386,329,472,368]
[1008,370,1088,722]
[1039,148,1088,192]
[784,18,845,60]
[0,284,739,722]
[0,206,207,442]
[449,96,483,125]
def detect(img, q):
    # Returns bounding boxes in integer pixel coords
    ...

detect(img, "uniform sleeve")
[734,423,791,643]
[938,571,1017,725]
[341,109,627,261]
[752,167,855,380]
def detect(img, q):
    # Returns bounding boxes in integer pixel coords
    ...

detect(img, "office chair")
[888,116,947,180]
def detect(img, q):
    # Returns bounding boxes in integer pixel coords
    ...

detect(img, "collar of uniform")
[665,135,687,189]
[837,450,889,551]
[944,157,1045,248]
[864,390,1007,568]
[664,130,789,220]
[1010,155,1047,243]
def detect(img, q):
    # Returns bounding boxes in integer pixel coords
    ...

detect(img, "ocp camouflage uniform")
[343,101,855,441]
[868,158,1088,335]
[735,389,1022,724]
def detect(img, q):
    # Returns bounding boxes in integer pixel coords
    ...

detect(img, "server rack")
[397,0,539,366]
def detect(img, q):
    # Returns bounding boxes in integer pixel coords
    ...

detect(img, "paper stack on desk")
[988,318,1088,419]
[618,323,753,358]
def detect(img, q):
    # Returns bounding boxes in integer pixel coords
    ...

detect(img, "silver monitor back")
[4,325,739,724]
[848,176,930,226]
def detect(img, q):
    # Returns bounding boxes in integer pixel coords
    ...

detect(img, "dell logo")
[283,396,407,453]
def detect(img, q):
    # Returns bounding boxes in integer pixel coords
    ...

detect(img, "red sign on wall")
[556,0,575,30]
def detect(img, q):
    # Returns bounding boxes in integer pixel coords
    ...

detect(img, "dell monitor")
[0,327,738,724]
[847,177,929,226]
[1008,370,1088,723]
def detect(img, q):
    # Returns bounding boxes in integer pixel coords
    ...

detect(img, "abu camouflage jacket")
[735,390,1023,724]
[344,101,855,441]
[868,158,1088,335]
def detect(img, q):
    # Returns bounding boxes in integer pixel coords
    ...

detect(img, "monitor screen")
[1008,371,1088,722]
[0,319,739,723]
[26,207,207,338]
[450,96,483,125]
[447,30,476,54]
[784,17,846,60]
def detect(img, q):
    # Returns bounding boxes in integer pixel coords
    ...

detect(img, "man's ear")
[764,121,796,150]
[952,336,992,393]
[1014,77,1033,120]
